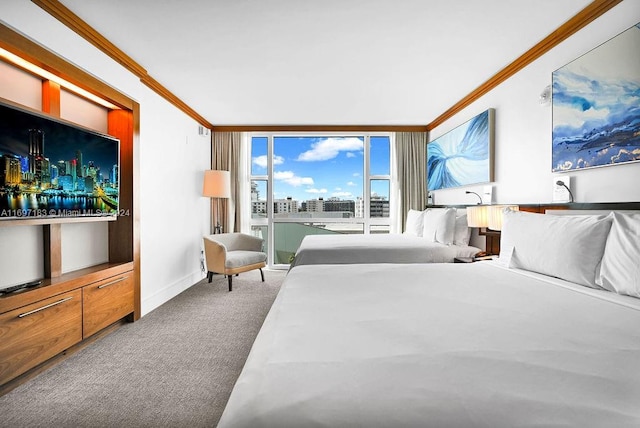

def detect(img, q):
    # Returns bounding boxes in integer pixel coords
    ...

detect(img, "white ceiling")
[61,0,591,126]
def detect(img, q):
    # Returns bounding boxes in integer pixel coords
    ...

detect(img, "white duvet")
[218,262,640,427]
[290,234,480,268]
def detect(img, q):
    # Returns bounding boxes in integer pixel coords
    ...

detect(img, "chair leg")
[228,275,232,292]
[260,268,264,282]
[207,272,213,283]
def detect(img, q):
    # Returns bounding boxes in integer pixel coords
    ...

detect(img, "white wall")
[137,86,212,314]
[430,2,640,206]
[2,0,211,316]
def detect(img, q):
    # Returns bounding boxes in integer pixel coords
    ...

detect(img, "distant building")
[50,164,59,182]
[57,160,66,176]
[28,129,44,179]
[252,200,267,217]
[356,195,389,218]
[305,198,324,212]
[276,211,351,219]
[83,176,95,193]
[110,164,118,186]
[324,197,354,214]
[1,155,22,186]
[59,175,74,192]
[274,197,298,215]
[370,195,389,217]
[251,182,267,217]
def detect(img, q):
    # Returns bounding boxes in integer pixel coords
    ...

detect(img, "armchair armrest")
[203,236,227,274]
[232,233,264,252]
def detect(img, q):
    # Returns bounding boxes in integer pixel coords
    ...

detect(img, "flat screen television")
[0,99,120,220]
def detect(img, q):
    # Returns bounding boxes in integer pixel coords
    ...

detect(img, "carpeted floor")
[0,269,286,428]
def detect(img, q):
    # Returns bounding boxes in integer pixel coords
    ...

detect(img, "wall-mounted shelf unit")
[0,22,140,395]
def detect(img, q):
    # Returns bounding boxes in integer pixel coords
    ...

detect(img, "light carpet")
[0,269,286,428]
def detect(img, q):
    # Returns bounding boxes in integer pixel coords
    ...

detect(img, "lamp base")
[478,228,501,255]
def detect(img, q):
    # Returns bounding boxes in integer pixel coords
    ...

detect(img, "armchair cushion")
[225,250,267,269]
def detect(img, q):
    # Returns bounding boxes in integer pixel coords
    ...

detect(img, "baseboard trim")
[141,270,204,316]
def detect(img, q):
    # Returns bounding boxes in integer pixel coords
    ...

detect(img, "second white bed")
[290,233,480,268]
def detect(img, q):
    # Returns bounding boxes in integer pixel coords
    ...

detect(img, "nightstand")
[454,257,475,263]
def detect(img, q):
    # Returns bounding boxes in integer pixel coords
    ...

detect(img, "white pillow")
[453,212,471,246]
[597,212,640,298]
[499,210,613,288]
[423,208,456,245]
[404,209,425,236]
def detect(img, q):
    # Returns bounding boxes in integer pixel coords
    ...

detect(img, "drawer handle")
[18,297,73,318]
[97,277,125,289]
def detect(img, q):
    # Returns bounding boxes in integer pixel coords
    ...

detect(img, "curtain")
[212,131,243,233]
[392,132,428,232]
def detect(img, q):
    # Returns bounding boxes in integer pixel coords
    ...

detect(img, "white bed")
[218,262,640,427]
[289,207,480,268]
[290,233,481,268]
[219,210,640,427]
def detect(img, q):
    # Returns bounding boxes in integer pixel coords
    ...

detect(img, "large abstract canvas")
[552,23,640,172]
[427,109,494,191]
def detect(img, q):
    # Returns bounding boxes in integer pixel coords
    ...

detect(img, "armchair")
[203,233,267,291]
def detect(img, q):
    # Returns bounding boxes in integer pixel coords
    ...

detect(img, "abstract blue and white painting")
[427,109,494,191]
[552,23,640,172]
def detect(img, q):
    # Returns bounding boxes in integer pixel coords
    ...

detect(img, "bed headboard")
[523,202,640,214]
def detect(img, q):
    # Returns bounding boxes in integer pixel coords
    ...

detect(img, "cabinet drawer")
[83,273,134,338]
[0,289,82,385]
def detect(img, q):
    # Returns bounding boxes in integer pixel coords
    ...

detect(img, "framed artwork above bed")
[552,22,640,172]
[427,108,495,191]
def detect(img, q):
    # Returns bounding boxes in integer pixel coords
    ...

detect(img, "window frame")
[249,131,393,268]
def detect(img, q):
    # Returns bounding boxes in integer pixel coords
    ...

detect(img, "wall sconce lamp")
[539,85,552,106]
[555,180,574,203]
[465,190,483,205]
[203,170,231,234]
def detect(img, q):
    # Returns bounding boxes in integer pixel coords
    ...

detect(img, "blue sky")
[251,136,389,202]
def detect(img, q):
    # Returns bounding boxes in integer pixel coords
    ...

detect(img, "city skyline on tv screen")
[0,102,120,218]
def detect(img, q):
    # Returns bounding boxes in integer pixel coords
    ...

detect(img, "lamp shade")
[203,170,231,198]
[487,205,519,231]
[466,205,489,228]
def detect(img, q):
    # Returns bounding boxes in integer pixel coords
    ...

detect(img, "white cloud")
[553,104,610,130]
[352,172,361,177]
[306,188,328,194]
[346,152,357,158]
[273,170,314,186]
[347,181,357,187]
[253,154,284,168]
[334,187,342,191]
[297,137,364,162]
[332,191,354,198]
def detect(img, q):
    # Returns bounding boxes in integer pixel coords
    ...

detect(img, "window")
[249,133,392,267]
